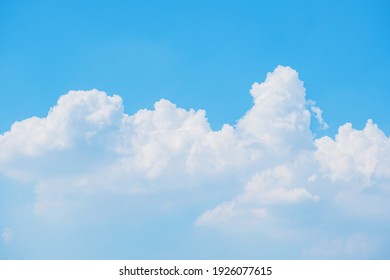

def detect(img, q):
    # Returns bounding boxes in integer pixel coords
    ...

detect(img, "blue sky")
[0,0,389,259]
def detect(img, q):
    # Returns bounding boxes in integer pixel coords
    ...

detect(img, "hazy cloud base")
[1,66,389,259]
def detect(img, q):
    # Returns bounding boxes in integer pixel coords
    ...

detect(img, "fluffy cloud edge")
[0,66,388,260]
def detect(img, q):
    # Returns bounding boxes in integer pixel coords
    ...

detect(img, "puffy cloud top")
[0,66,389,258]
[237,66,312,151]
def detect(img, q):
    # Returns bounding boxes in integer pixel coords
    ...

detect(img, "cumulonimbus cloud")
[0,65,389,257]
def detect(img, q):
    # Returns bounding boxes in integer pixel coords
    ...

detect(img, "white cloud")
[315,119,390,184]
[0,65,389,258]
[236,66,313,154]
[2,228,13,244]
[239,165,320,205]
[307,100,329,129]
[195,160,321,230]
[191,67,389,256]
[0,90,123,158]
